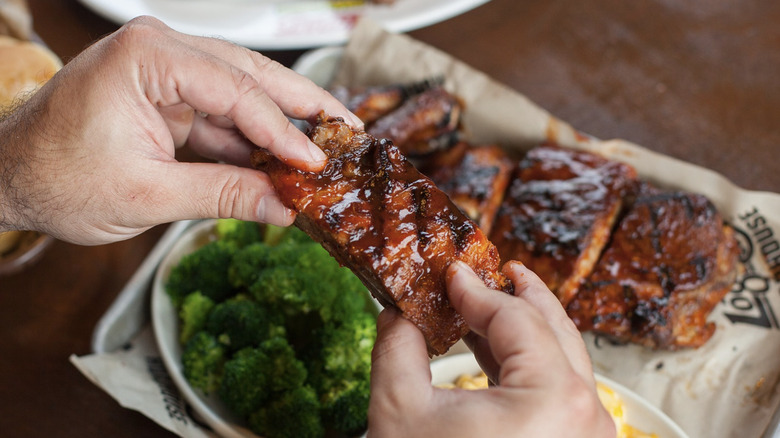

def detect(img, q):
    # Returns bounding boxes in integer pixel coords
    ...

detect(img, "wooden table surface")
[2,0,778,436]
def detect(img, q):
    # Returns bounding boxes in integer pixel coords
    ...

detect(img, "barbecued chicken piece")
[489,145,638,307]
[367,86,463,156]
[420,142,513,235]
[251,114,512,355]
[330,78,442,126]
[566,183,740,349]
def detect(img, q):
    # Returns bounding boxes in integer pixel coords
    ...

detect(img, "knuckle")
[115,16,166,44]
[251,54,283,77]
[216,173,245,219]
[227,67,263,112]
[125,15,164,28]
[105,17,171,60]
[565,379,612,432]
[559,313,583,338]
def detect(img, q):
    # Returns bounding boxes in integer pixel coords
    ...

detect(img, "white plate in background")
[430,353,691,438]
[77,0,491,50]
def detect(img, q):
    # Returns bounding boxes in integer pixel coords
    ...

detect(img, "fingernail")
[376,308,400,331]
[306,140,328,164]
[503,261,529,277]
[347,111,365,130]
[256,195,296,226]
[447,261,480,284]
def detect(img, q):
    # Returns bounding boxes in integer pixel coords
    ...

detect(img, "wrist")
[0,106,32,232]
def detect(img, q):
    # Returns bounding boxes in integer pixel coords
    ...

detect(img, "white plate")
[77,0,490,50]
[430,353,691,438]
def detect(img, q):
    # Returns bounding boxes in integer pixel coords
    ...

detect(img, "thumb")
[149,162,295,226]
[370,309,431,408]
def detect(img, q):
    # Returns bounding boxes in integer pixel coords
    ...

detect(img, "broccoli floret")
[261,337,310,393]
[227,242,276,289]
[319,267,373,324]
[218,348,268,417]
[320,379,370,436]
[249,244,368,319]
[325,312,376,376]
[248,386,323,438]
[261,224,291,246]
[205,295,284,352]
[181,331,226,394]
[309,313,375,436]
[229,237,328,290]
[247,241,374,355]
[215,219,263,248]
[308,312,376,390]
[218,338,308,417]
[178,291,216,345]
[166,240,237,307]
[263,224,313,246]
[254,241,335,275]
[249,267,323,315]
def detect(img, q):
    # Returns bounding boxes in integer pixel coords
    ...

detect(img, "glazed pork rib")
[566,183,740,349]
[330,78,442,126]
[489,145,637,307]
[251,114,512,355]
[367,87,463,157]
[421,142,514,235]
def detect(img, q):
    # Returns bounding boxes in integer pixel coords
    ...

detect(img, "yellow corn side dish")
[597,382,658,438]
[437,371,657,438]
[436,371,489,390]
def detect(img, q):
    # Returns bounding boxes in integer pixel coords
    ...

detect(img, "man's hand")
[368,261,616,438]
[0,16,360,245]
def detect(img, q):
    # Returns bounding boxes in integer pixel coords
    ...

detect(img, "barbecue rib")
[566,183,740,349]
[489,145,637,306]
[330,78,442,126]
[251,114,512,355]
[367,87,463,156]
[421,142,514,235]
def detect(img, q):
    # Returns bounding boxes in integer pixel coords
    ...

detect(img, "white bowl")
[430,353,690,438]
[151,219,378,437]
[152,219,257,437]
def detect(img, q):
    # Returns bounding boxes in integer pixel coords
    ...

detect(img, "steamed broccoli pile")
[166,219,376,438]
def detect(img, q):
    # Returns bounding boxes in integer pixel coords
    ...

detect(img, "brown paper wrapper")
[335,19,780,438]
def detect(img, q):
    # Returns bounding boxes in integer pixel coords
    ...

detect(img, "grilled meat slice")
[251,114,511,356]
[489,145,638,306]
[330,78,442,126]
[367,87,462,156]
[566,183,740,349]
[421,142,513,235]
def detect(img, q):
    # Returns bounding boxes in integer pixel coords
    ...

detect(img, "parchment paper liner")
[334,19,780,438]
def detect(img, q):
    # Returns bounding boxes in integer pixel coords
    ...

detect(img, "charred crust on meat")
[252,113,509,356]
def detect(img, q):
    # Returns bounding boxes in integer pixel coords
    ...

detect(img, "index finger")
[109,17,322,170]
[446,262,573,388]
[503,262,596,385]
[141,17,363,128]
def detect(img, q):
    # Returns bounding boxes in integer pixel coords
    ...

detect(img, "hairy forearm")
[0,104,34,233]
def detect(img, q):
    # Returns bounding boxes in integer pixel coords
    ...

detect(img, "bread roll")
[0,35,61,107]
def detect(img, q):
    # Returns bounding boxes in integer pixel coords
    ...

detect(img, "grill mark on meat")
[421,143,513,235]
[490,145,637,306]
[251,114,511,355]
[566,182,740,349]
[367,87,463,156]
